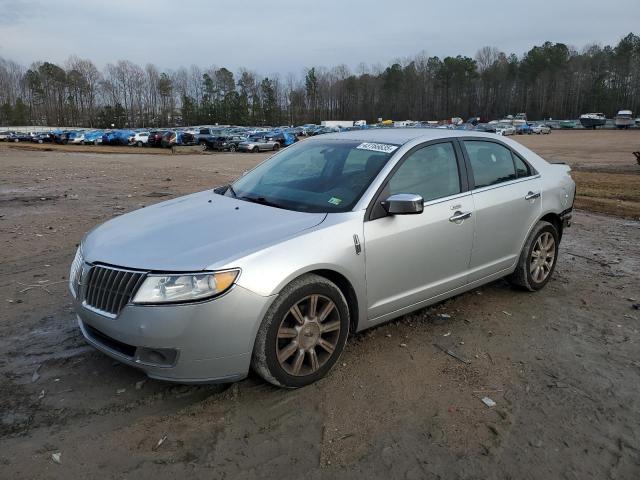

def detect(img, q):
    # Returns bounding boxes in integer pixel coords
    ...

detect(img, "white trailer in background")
[321,120,354,129]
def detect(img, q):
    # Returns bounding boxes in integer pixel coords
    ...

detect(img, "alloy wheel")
[276,294,341,376]
[530,232,556,283]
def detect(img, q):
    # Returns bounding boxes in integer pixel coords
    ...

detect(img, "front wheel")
[229,145,236,152]
[251,274,349,388]
[252,147,259,153]
[273,143,280,151]
[508,221,559,291]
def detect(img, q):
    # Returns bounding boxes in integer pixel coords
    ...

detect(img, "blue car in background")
[83,130,104,145]
[516,123,533,135]
[265,131,297,147]
[102,130,135,145]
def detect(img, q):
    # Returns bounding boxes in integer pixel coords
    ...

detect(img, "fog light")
[135,347,178,367]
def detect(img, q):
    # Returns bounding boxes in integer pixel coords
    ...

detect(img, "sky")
[1,0,639,76]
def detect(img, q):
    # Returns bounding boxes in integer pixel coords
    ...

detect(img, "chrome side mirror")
[381,193,424,215]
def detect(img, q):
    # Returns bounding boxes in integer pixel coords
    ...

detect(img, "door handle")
[449,211,472,222]
[525,191,541,200]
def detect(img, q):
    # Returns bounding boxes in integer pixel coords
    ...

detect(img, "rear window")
[464,141,517,188]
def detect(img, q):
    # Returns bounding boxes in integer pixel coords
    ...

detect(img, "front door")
[363,141,475,322]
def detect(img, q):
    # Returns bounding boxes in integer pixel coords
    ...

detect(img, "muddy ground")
[1,131,639,479]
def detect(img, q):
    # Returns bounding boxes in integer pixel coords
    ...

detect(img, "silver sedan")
[70,129,575,388]
[238,138,280,152]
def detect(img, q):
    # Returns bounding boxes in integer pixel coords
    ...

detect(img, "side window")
[513,154,531,178]
[464,141,516,188]
[388,142,461,202]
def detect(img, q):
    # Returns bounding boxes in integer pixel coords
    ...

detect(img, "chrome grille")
[84,265,146,316]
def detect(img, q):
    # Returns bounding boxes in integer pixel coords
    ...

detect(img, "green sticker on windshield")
[328,197,342,205]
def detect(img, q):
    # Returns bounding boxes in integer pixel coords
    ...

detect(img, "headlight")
[132,270,239,304]
[69,246,84,298]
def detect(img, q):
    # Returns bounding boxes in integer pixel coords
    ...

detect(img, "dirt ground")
[1,131,639,479]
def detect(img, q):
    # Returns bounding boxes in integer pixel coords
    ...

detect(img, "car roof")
[319,127,498,145]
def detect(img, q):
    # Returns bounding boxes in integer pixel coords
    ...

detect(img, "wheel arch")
[307,269,359,334]
[540,211,563,240]
[511,209,565,272]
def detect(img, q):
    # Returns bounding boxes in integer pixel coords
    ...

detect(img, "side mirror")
[381,194,424,215]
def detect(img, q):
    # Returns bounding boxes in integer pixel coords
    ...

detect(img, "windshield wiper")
[227,184,237,198]
[238,195,281,208]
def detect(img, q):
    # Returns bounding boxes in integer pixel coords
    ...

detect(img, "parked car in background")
[147,130,166,147]
[68,131,86,144]
[31,133,53,144]
[0,131,15,141]
[102,130,135,145]
[8,132,35,142]
[52,131,71,144]
[70,129,575,387]
[266,131,297,147]
[210,135,246,152]
[515,123,533,135]
[474,123,497,133]
[161,130,195,148]
[496,124,516,136]
[194,127,225,149]
[130,131,150,147]
[311,126,335,136]
[238,136,280,152]
[83,130,104,145]
[532,124,551,135]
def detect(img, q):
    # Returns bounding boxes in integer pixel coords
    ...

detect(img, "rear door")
[363,141,475,321]
[461,139,541,282]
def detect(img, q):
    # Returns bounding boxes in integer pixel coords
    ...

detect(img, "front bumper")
[74,284,275,383]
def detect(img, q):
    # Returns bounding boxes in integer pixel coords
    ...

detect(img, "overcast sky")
[1,0,639,76]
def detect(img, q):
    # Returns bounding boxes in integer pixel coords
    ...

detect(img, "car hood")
[82,190,327,271]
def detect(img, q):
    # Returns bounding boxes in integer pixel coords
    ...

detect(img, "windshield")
[229,139,397,213]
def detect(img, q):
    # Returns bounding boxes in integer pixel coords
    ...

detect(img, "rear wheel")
[508,221,559,291]
[273,143,280,151]
[252,274,349,388]
[252,147,259,153]
[199,141,208,150]
[229,144,236,152]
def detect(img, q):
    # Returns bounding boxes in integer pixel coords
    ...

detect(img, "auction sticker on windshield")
[356,142,399,154]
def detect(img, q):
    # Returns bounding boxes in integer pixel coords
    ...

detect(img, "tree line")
[1,33,639,128]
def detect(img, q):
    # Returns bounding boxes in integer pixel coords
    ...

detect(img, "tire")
[273,143,280,151]
[136,141,143,147]
[14,138,19,143]
[251,273,350,388]
[229,145,236,152]
[508,221,559,291]
[252,147,259,153]
[199,141,208,150]
[38,139,43,144]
